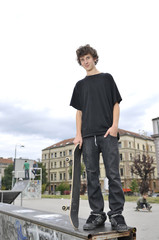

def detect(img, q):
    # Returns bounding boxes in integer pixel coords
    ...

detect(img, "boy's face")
[79,54,96,72]
[143,194,148,199]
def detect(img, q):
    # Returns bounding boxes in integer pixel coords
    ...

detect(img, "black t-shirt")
[70,73,122,138]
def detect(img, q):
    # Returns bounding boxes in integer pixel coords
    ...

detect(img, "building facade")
[152,117,159,178]
[42,129,159,194]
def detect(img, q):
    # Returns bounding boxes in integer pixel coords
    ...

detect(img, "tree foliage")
[69,162,85,177]
[56,182,70,194]
[131,154,155,194]
[129,179,139,193]
[37,162,48,185]
[2,164,14,190]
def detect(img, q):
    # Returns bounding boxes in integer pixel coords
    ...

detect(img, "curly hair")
[76,44,99,65]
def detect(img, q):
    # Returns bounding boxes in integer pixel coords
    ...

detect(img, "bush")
[56,182,70,195]
[42,184,47,194]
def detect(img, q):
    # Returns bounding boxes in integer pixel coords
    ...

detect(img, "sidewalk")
[15,198,159,240]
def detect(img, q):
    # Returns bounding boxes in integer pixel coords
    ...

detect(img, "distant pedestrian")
[23,160,29,179]
[32,160,38,176]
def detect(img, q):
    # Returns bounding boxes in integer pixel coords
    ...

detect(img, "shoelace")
[112,215,125,224]
[86,214,100,223]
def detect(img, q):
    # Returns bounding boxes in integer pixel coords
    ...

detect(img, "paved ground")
[15,198,159,240]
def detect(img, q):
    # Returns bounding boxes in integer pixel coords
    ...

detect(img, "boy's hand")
[104,126,118,138]
[73,135,83,149]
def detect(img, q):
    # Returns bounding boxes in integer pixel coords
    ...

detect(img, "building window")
[130,153,133,160]
[55,153,57,157]
[150,146,153,152]
[69,150,72,156]
[63,151,66,156]
[129,142,131,148]
[118,142,122,148]
[153,182,156,189]
[83,171,86,179]
[51,153,53,158]
[54,173,57,181]
[60,161,62,168]
[143,145,145,151]
[137,143,140,150]
[63,161,66,167]
[60,173,62,180]
[120,154,123,161]
[60,152,62,157]
[44,154,47,159]
[51,162,53,168]
[63,173,66,180]
[51,174,53,181]
[54,162,56,168]
[69,172,72,180]
[120,168,124,176]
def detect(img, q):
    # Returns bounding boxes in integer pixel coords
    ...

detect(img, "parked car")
[151,193,159,197]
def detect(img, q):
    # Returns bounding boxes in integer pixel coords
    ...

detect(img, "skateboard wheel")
[66,157,70,162]
[62,206,69,211]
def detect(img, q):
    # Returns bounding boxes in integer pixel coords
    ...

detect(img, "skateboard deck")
[62,144,82,229]
[135,207,152,212]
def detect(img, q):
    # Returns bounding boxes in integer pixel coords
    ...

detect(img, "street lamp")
[13,144,25,186]
[15,144,25,162]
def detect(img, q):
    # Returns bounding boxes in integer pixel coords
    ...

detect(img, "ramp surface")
[0,180,29,204]
[12,180,29,191]
[0,203,136,240]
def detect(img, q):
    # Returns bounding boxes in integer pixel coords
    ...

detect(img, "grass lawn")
[42,194,159,204]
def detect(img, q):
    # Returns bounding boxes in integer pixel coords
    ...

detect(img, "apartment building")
[42,129,159,194]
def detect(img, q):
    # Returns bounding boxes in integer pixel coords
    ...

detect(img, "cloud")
[0,101,76,140]
[120,94,159,135]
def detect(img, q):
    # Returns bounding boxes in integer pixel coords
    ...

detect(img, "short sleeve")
[109,74,122,105]
[70,83,82,110]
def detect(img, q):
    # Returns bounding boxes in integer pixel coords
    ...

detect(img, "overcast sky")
[0,0,159,160]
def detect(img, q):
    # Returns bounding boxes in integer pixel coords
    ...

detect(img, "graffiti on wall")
[22,180,41,199]
[0,213,82,240]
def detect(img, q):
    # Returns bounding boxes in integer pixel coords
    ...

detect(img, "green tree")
[131,154,155,194]
[129,179,139,194]
[2,164,14,190]
[37,162,48,184]
[69,162,85,177]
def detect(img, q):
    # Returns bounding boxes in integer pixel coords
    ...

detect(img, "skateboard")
[135,207,152,212]
[62,144,82,229]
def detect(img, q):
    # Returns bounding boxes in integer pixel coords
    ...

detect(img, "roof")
[0,158,13,164]
[43,138,74,151]
[42,128,154,151]
[118,128,153,140]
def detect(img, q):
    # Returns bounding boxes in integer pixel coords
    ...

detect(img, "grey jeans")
[83,134,125,217]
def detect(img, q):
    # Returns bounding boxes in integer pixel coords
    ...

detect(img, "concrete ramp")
[12,180,29,191]
[0,191,21,204]
[0,203,136,240]
[0,180,29,204]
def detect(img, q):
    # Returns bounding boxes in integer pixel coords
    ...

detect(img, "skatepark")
[13,198,158,240]
[0,156,158,239]
[0,190,159,239]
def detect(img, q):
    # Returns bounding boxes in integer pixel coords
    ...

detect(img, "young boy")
[70,44,127,232]
[136,193,152,211]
